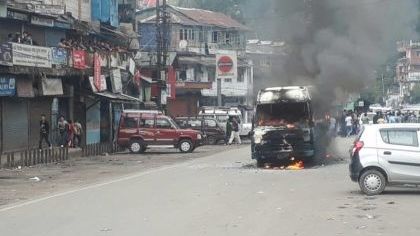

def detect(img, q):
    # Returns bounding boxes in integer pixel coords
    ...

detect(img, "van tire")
[256,158,265,168]
[359,169,386,196]
[129,139,144,154]
[179,139,193,153]
[207,136,217,145]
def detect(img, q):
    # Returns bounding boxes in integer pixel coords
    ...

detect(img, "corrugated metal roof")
[172,6,248,30]
[138,5,248,30]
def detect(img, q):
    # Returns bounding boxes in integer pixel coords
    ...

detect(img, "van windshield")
[256,102,310,127]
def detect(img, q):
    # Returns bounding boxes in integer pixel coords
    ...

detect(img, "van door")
[139,114,156,145]
[155,118,179,145]
[377,128,420,183]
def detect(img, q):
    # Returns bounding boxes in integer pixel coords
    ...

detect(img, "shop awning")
[178,56,215,66]
[94,91,141,104]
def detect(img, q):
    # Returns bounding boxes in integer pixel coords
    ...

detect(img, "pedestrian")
[57,116,68,147]
[229,117,242,145]
[360,112,370,125]
[345,113,353,137]
[225,116,232,145]
[67,120,75,148]
[328,115,337,137]
[73,120,83,147]
[373,112,380,124]
[39,114,51,149]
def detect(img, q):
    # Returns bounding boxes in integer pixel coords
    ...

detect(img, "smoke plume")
[244,0,418,113]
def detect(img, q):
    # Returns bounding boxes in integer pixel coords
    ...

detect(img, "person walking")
[57,116,68,147]
[345,113,353,137]
[39,114,51,149]
[228,117,242,145]
[225,117,233,145]
[73,120,83,147]
[67,120,75,148]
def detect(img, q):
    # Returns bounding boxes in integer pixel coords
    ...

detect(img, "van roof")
[123,110,163,114]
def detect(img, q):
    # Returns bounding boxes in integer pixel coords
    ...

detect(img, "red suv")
[117,110,203,153]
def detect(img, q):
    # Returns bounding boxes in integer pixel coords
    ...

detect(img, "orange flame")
[286,161,304,170]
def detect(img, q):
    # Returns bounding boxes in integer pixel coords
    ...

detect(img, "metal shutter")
[2,98,29,151]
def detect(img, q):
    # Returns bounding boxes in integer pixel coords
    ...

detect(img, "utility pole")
[155,0,169,111]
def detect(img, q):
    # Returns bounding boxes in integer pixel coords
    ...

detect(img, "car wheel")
[359,170,386,196]
[256,159,265,168]
[129,140,143,154]
[207,136,217,145]
[179,139,193,153]
[139,145,147,153]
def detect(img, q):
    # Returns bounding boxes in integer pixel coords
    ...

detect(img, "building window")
[184,30,188,41]
[212,31,218,43]
[238,68,245,82]
[416,51,420,57]
[207,67,215,82]
[224,78,232,83]
[179,29,184,40]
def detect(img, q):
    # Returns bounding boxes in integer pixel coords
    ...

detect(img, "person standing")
[57,116,68,147]
[229,117,242,145]
[345,113,353,137]
[73,120,83,147]
[39,114,51,149]
[225,117,233,145]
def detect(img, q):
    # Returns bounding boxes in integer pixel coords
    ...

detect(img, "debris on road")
[29,177,40,182]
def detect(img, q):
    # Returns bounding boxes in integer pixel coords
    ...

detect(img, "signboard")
[34,4,65,15]
[7,10,29,21]
[111,69,123,93]
[52,47,68,65]
[94,53,102,91]
[89,76,107,93]
[216,52,237,80]
[72,50,86,69]
[0,43,12,66]
[41,78,63,96]
[0,76,16,96]
[12,43,52,68]
[31,15,54,27]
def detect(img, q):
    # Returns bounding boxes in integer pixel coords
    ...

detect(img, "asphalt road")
[1,138,420,236]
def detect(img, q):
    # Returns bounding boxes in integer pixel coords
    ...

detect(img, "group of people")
[7,32,35,45]
[39,115,83,149]
[225,116,242,145]
[325,109,420,138]
[58,38,128,53]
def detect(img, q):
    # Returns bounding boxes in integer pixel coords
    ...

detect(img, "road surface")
[1,138,420,236]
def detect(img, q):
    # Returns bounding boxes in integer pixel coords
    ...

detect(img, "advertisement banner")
[89,76,107,93]
[216,52,237,80]
[12,43,52,68]
[94,53,102,91]
[0,43,12,66]
[111,69,123,93]
[72,50,86,69]
[0,76,16,96]
[41,78,63,96]
[51,47,68,65]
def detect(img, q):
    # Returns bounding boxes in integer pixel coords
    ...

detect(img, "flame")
[286,161,304,170]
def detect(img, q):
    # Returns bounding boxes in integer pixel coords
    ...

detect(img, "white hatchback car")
[349,124,420,195]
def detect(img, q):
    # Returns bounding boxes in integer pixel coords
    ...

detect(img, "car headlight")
[254,134,263,144]
[197,134,202,139]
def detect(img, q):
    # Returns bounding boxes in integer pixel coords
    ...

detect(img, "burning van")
[251,86,315,167]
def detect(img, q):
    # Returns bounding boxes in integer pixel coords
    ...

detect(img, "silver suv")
[349,124,420,195]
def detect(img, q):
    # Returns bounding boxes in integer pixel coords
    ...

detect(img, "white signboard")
[41,78,63,96]
[12,43,52,68]
[89,76,107,92]
[111,69,123,93]
[216,51,237,80]
[31,15,54,27]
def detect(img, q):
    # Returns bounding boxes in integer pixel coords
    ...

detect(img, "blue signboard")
[0,76,16,96]
[52,47,68,65]
[92,0,119,27]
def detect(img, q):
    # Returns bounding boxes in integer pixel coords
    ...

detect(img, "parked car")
[174,117,225,145]
[349,123,420,195]
[198,106,253,137]
[117,110,203,153]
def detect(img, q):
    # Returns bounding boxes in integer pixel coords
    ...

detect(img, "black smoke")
[244,0,418,114]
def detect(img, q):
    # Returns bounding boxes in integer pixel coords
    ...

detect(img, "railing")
[0,147,69,169]
[82,142,125,157]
